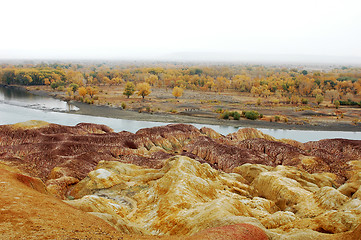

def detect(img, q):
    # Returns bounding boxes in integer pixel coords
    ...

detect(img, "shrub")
[221,111,230,119]
[121,102,126,109]
[316,94,324,105]
[301,98,308,104]
[220,111,241,120]
[274,115,280,122]
[215,108,224,113]
[339,100,360,106]
[69,83,79,92]
[244,111,260,120]
[232,111,241,120]
[84,97,94,104]
[50,82,58,89]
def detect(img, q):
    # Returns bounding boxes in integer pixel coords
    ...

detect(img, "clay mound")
[227,127,277,142]
[0,123,202,198]
[0,168,124,239]
[1,121,360,199]
[1,121,361,239]
[188,223,269,240]
[184,136,274,171]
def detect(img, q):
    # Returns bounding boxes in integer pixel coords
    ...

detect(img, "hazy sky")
[1,0,361,61]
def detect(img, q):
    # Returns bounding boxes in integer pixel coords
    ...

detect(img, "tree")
[345,92,354,101]
[312,88,322,97]
[214,76,229,92]
[86,86,98,98]
[50,82,58,90]
[145,75,158,86]
[299,77,313,96]
[316,94,324,105]
[325,89,339,104]
[112,77,123,85]
[172,86,184,99]
[44,78,50,85]
[78,87,87,98]
[123,82,135,98]
[69,83,79,93]
[136,82,151,99]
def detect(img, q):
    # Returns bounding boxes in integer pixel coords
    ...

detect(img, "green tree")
[50,82,58,90]
[123,82,135,98]
[69,83,79,93]
[301,70,308,75]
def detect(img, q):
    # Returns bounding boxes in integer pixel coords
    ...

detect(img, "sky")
[1,0,361,63]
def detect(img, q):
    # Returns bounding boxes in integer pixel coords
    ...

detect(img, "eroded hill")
[0,121,360,239]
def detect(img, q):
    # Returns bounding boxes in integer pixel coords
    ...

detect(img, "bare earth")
[27,86,361,131]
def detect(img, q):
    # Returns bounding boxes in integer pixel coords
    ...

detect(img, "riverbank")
[68,101,361,131]
[16,85,361,132]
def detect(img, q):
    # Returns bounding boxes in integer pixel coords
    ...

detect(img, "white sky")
[1,0,361,61]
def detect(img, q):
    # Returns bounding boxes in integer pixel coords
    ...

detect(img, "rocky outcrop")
[66,156,361,238]
[67,157,263,235]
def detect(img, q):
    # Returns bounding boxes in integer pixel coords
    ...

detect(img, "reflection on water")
[0,86,78,112]
[0,85,360,142]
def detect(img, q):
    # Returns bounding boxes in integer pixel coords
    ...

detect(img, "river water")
[0,86,360,142]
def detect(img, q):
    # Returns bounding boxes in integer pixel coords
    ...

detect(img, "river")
[0,85,360,142]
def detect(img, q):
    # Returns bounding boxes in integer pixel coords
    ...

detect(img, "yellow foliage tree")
[44,78,50,85]
[145,75,158,86]
[123,82,135,98]
[136,82,151,99]
[172,87,184,99]
[78,87,87,98]
[86,86,98,98]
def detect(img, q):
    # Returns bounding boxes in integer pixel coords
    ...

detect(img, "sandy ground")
[25,85,361,132]
[68,101,361,131]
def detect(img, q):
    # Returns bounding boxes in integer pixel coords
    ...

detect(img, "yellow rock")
[227,127,277,142]
[10,120,50,129]
[65,156,361,238]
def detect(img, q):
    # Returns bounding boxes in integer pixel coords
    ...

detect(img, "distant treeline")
[1,63,361,105]
[1,68,66,85]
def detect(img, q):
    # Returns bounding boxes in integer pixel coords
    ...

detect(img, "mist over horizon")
[1,0,360,67]
[1,51,360,67]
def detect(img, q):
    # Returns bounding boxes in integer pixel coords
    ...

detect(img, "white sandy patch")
[94,169,112,179]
